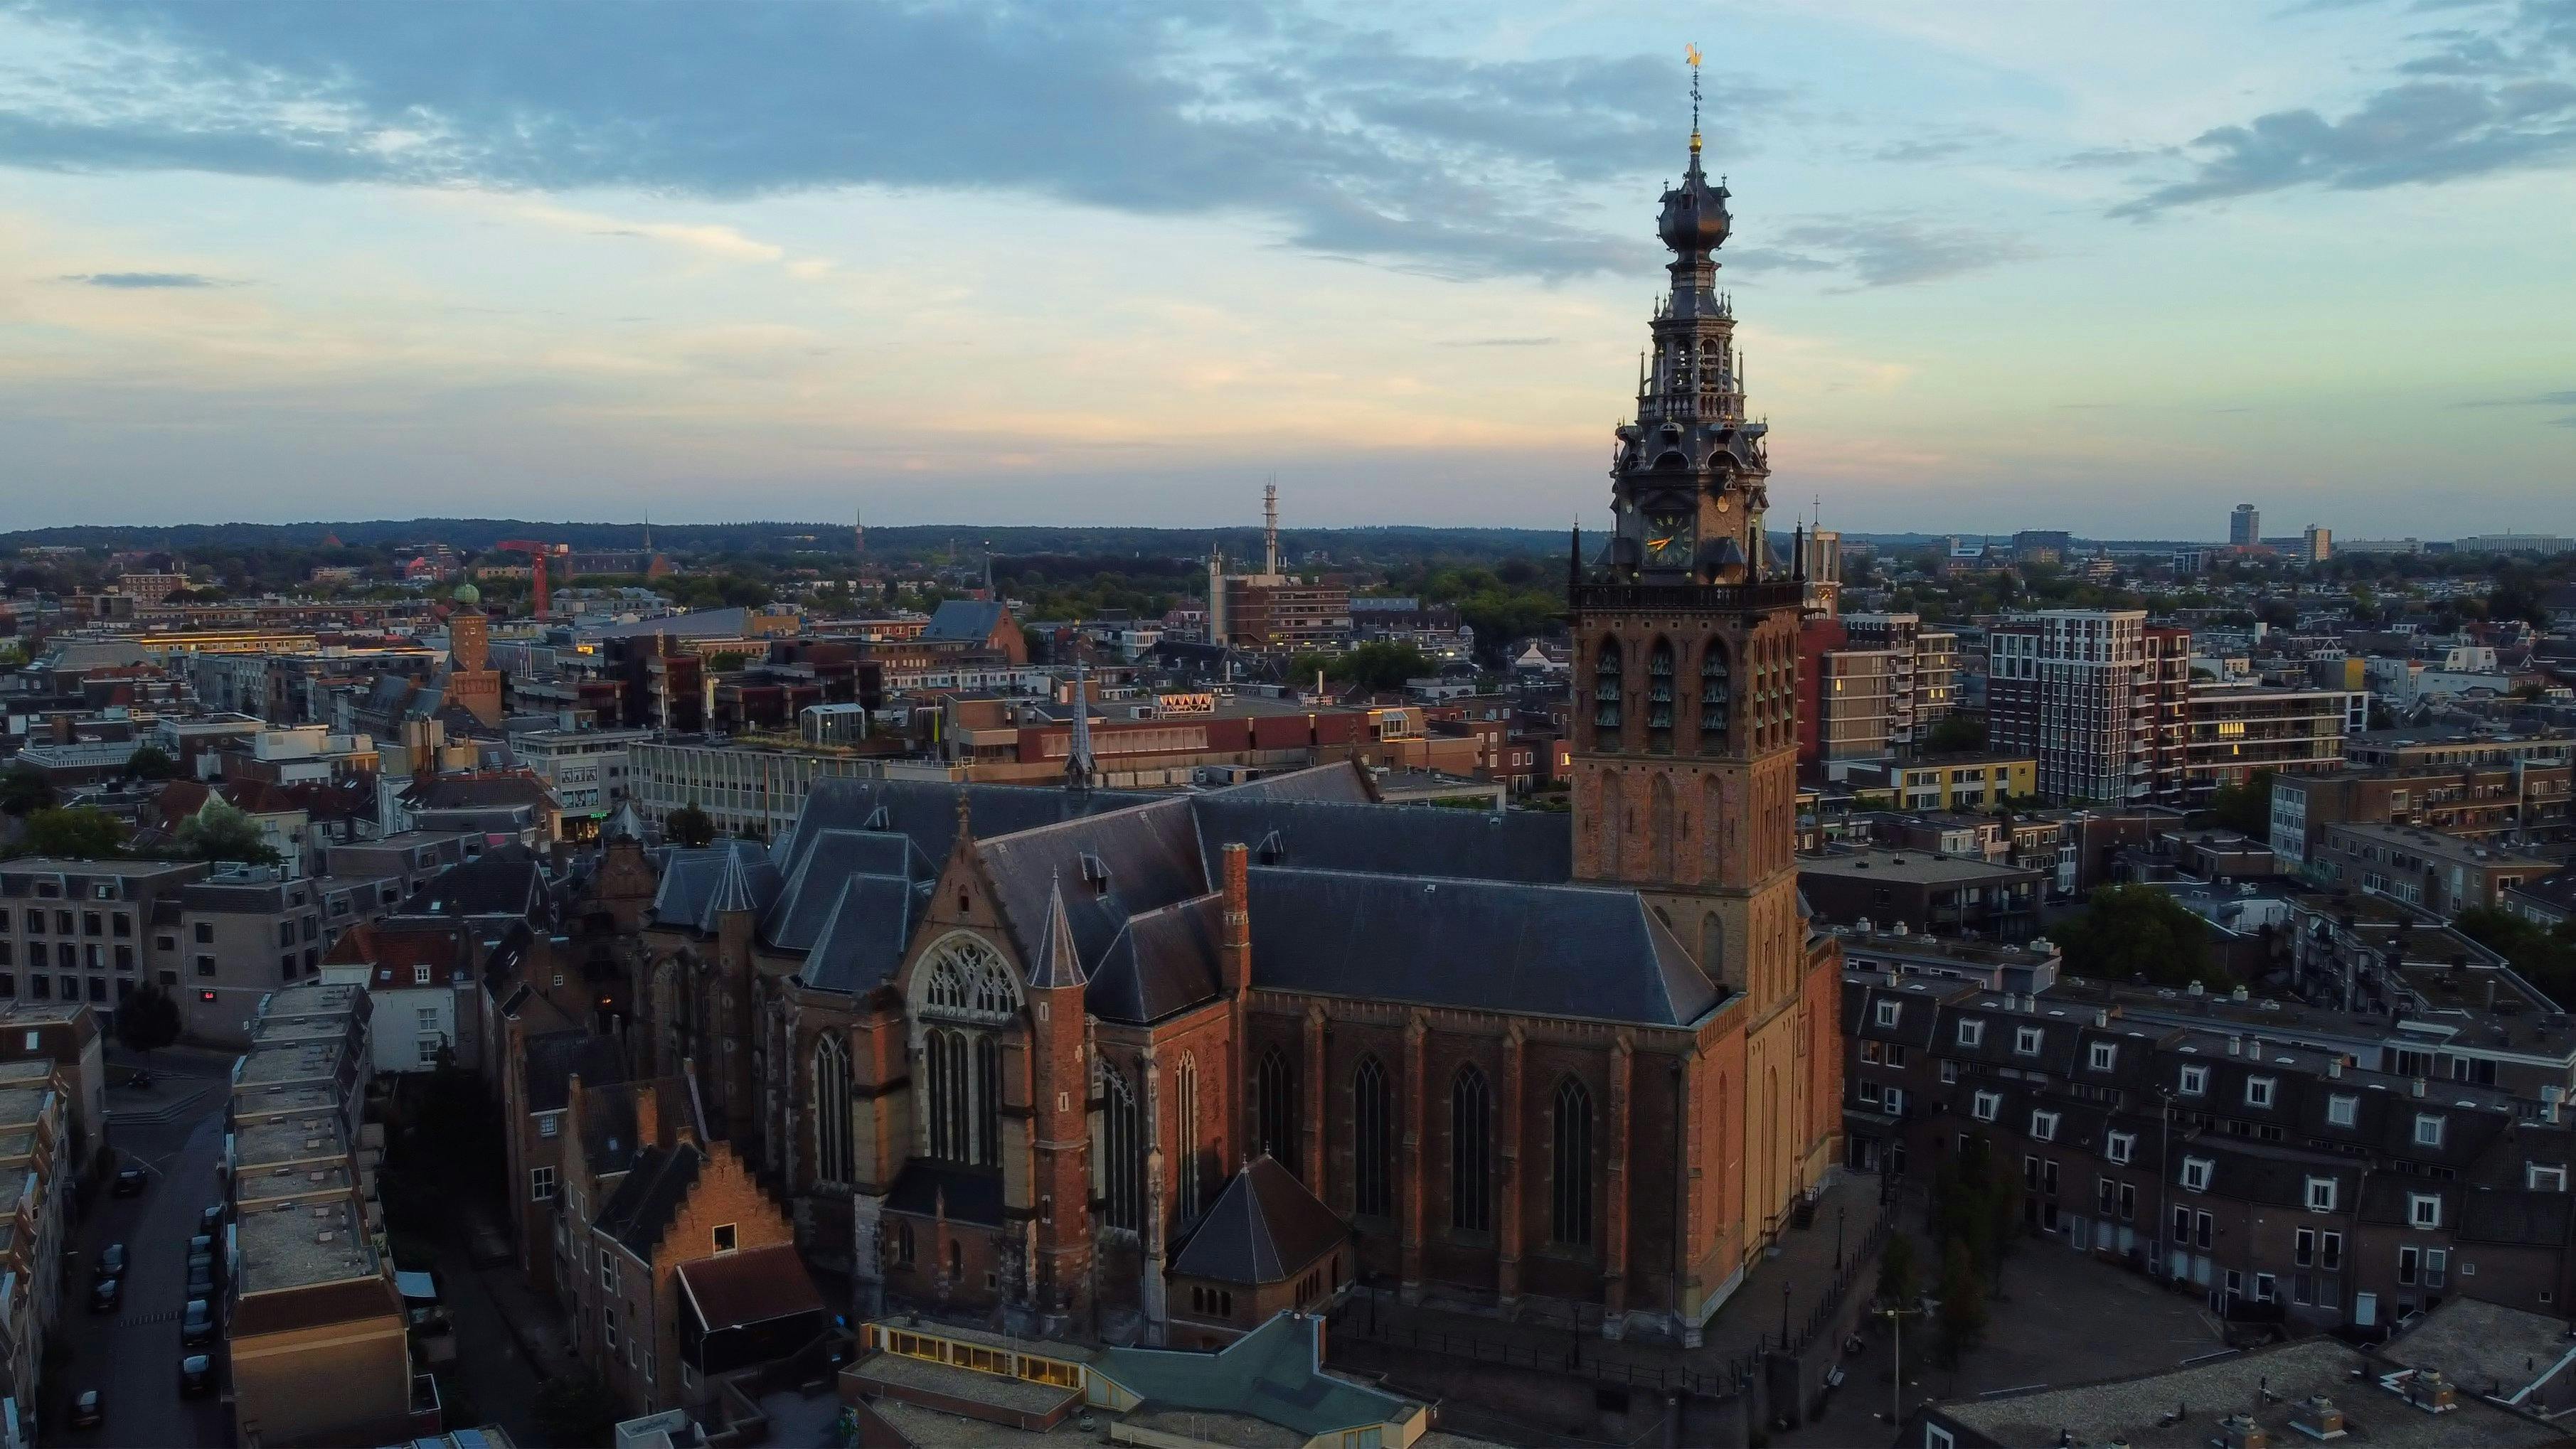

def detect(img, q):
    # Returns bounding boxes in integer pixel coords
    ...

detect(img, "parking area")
[1782,1230,2223,1445]
[48,1052,238,1448]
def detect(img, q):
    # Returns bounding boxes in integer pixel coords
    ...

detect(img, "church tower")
[1571,55,1806,1025]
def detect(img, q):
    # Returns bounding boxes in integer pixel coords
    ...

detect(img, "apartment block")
[2271,762,2575,876]
[1987,611,2191,805]
[2183,682,2362,802]
[1842,971,2576,1337]
[2310,823,2555,916]
[0,1060,71,1436]
[224,980,431,1445]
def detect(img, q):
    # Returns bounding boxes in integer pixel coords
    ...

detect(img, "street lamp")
[1782,1279,1794,1347]
[1876,1300,1923,1430]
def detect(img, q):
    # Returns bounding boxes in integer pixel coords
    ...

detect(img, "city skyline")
[1,1,2572,535]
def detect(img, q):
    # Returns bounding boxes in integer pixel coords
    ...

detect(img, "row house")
[1843,972,2576,1332]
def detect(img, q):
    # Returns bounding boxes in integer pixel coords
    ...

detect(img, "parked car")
[198,1204,223,1234]
[181,1299,214,1347]
[188,1233,214,1259]
[184,1263,214,1298]
[95,1243,125,1280]
[111,1165,146,1198]
[179,1355,213,1397]
[89,1278,119,1314]
[70,1389,102,1429]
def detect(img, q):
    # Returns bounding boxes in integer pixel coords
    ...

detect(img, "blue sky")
[0,0,2570,538]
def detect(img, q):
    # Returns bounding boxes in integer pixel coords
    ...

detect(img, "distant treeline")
[0,518,1572,565]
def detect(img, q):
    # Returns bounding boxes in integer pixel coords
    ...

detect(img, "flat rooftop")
[848,1352,1075,1418]
[234,1192,379,1293]
[1797,847,2044,884]
[861,1398,1081,1445]
[233,1115,347,1175]
[235,1038,347,1091]
[235,1159,353,1209]
[0,1084,52,1130]
[1931,1335,2560,1449]
[2383,1296,2576,1401]
[230,1083,342,1127]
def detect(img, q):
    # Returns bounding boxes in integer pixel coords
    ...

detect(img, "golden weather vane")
[1685,43,1705,150]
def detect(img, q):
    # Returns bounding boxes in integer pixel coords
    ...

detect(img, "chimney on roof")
[2412,1077,2428,1098]
[2328,1056,2343,1078]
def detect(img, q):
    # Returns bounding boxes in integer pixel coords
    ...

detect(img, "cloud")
[1439,336,1558,347]
[2114,0,2576,216]
[2457,387,2576,406]
[1727,218,2033,288]
[0,1,1777,279]
[57,270,228,287]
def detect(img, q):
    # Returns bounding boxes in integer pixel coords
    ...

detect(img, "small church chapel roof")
[1170,1155,1343,1286]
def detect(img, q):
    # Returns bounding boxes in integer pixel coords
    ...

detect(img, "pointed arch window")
[1353,1056,1392,1219]
[1452,1065,1492,1232]
[1176,1054,1203,1222]
[1551,1077,1595,1246]
[974,1034,1001,1167]
[814,1034,855,1185]
[1592,637,1623,737]
[1258,1046,1298,1172]
[925,1028,972,1163]
[1646,638,1676,752]
[1700,641,1733,743]
[1100,1060,1144,1232]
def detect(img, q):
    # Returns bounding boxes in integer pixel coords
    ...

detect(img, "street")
[47,1050,236,1449]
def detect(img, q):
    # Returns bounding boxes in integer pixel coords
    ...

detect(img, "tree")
[123,744,177,781]
[1876,1231,1919,1308]
[533,1372,623,1449]
[2455,907,2576,1004]
[2054,884,2224,988]
[1923,713,1986,754]
[2208,768,2275,838]
[1932,1238,1988,1367]
[667,801,716,848]
[115,981,183,1057]
[15,807,127,860]
[0,764,53,818]
[175,799,282,867]
[1331,641,1437,693]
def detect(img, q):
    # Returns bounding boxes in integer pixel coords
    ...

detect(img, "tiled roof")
[1170,1156,1345,1285]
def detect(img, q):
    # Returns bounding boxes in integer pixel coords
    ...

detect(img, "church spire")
[1065,656,1097,793]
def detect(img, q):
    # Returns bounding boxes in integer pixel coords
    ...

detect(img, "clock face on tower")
[1644,510,1696,568]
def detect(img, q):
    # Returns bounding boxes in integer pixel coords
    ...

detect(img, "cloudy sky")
[1,0,2570,538]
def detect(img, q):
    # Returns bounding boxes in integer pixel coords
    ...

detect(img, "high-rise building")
[1797,612,1961,778]
[1209,486,1350,651]
[1986,611,2190,804]
[1568,74,1840,1247]
[2230,503,2260,547]
[2302,525,2331,563]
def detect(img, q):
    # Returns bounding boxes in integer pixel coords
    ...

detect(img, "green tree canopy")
[115,981,183,1056]
[2055,884,2224,988]
[2454,907,2576,1005]
[666,802,716,848]
[1933,1237,1989,1367]
[2208,768,2275,838]
[123,744,177,781]
[0,764,54,818]
[1923,713,1986,754]
[176,798,282,867]
[15,806,127,860]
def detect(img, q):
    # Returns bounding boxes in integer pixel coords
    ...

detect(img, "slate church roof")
[743,762,1728,1030]
[1169,1155,1344,1286]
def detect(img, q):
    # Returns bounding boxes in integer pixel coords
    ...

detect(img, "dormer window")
[2088,1042,2117,1072]
[1971,1090,2000,1123]
[2326,1094,2358,1128]
[2106,1130,2136,1165]
[1875,1000,1900,1029]
[2414,1113,2444,1148]
[2179,1064,2208,1097]
[2409,1192,2442,1229]
[1079,852,1112,898]
[2030,1110,2059,1143]
[1957,1019,1984,1048]
[2013,1025,2042,1057]
[2181,1157,2213,1193]
[2245,1076,2275,1109]
[2304,1177,2337,1213]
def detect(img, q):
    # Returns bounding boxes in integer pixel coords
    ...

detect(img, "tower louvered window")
[1647,638,1676,752]
[1593,638,1624,737]
[1701,641,1733,741]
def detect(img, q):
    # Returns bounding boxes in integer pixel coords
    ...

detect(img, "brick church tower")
[1570,55,1817,1244]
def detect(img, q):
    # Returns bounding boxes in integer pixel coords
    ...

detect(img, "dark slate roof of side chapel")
[1188,796,1570,884]
[1245,867,1721,1027]
[595,1140,705,1260]
[1170,1155,1346,1285]
[1085,894,1224,1024]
